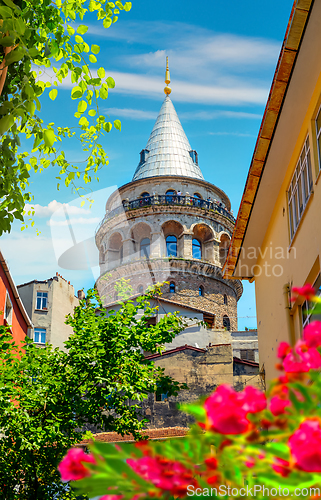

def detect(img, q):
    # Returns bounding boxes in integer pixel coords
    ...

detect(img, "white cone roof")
[132,96,204,181]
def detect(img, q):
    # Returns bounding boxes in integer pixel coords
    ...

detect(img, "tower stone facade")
[96,95,242,337]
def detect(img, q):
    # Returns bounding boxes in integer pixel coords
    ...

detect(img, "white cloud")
[24,200,90,218]
[105,107,261,121]
[106,108,158,120]
[48,217,100,227]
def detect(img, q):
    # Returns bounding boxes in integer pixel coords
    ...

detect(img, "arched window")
[192,239,202,259]
[169,282,175,293]
[199,286,204,297]
[120,245,123,264]
[193,193,202,199]
[114,292,119,301]
[140,238,150,258]
[165,189,176,203]
[141,192,150,198]
[223,315,230,331]
[166,235,177,257]
[224,294,228,305]
[138,285,144,294]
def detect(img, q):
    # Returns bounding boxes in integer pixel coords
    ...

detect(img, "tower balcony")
[96,194,235,236]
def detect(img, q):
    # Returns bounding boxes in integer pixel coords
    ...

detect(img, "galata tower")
[95,58,242,347]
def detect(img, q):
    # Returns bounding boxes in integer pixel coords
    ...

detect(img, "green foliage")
[0,286,187,499]
[0,0,132,234]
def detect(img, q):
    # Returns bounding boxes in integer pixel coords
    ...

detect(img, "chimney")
[77,290,85,300]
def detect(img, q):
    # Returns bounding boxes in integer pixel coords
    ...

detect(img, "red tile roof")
[80,426,190,445]
[144,344,207,360]
[233,356,259,367]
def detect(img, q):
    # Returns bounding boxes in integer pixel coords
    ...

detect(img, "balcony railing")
[96,195,235,234]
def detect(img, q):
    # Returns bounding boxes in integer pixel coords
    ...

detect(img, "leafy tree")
[0,287,187,499]
[0,0,131,235]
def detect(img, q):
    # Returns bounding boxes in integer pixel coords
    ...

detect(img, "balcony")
[96,195,235,234]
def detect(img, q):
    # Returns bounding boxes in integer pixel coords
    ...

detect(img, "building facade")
[95,68,242,344]
[223,0,320,382]
[0,250,32,345]
[18,273,79,350]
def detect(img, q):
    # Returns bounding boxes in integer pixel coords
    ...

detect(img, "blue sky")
[1,0,295,330]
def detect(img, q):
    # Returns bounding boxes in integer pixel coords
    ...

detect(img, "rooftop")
[132,95,204,181]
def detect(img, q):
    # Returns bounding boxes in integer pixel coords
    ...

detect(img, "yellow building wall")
[254,71,321,383]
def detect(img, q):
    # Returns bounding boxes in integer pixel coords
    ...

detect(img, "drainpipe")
[283,283,295,347]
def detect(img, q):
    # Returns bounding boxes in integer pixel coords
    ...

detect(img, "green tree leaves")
[0,0,132,236]
[0,286,186,498]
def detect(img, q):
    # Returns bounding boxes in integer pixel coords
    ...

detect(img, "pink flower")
[204,385,266,435]
[292,284,315,300]
[239,386,267,413]
[127,456,197,496]
[289,419,321,472]
[58,448,96,481]
[272,457,291,477]
[304,321,321,348]
[100,496,123,500]
[283,341,321,373]
[245,459,255,468]
[270,396,291,416]
[277,342,291,359]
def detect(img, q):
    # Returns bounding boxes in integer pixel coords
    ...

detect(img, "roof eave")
[222,0,314,280]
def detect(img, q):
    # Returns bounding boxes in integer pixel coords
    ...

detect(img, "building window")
[316,105,321,171]
[193,192,202,199]
[223,315,230,331]
[4,293,12,324]
[120,245,123,264]
[166,235,177,257]
[192,239,202,259]
[155,389,168,402]
[224,294,228,305]
[140,191,150,198]
[165,189,176,203]
[34,328,46,344]
[140,238,150,258]
[138,285,144,294]
[199,286,204,296]
[240,349,255,362]
[169,282,175,293]
[36,292,48,310]
[302,273,321,328]
[288,136,313,240]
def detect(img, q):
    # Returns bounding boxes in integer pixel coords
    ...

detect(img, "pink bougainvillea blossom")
[204,385,266,435]
[272,457,291,477]
[277,342,291,359]
[292,284,315,301]
[289,419,321,472]
[303,321,321,348]
[283,341,321,373]
[270,396,291,416]
[127,455,198,497]
[100,496,123,500]
[58,448,96,481]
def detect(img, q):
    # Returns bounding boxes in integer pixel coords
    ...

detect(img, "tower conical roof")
[132,96,204,181]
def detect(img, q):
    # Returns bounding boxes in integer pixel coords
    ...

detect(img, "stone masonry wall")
[142,344,233,429]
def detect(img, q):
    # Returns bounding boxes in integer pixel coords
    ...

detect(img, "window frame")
[302,273,321,329]
[169,281,175,293]
[34,328,46,344]
[192,238,202,259]
[140,237,150,258]
[4,292,13,324]
[36,291,48,311]
[287,135,313,242]
[166,235,177,257]
[199,285,204,297]
[316,104,321,172]
[223,314,230,331]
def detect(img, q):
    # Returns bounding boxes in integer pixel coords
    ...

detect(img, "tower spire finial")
[164,56,171,95]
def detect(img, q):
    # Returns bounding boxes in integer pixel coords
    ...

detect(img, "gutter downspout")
[283,283,295,347]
